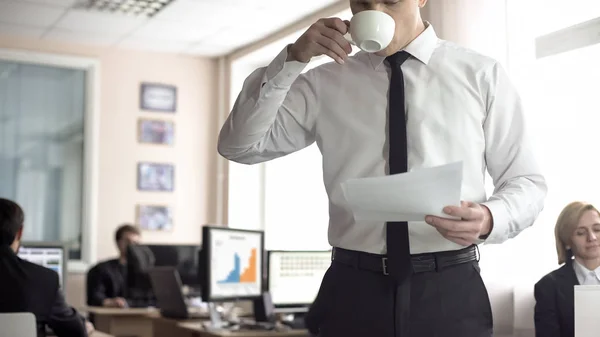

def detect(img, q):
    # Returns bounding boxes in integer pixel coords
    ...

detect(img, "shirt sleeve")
[480,61,547,244]
[217,45,319,164]
[48,288,88,337]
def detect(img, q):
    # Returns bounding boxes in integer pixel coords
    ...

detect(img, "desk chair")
[0,312,36,337]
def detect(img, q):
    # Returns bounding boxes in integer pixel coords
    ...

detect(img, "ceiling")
[0,0,344,57]
[237,7,354,69]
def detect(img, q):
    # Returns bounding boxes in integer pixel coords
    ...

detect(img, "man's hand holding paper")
[341,161,493,246]
[425,201,493,246]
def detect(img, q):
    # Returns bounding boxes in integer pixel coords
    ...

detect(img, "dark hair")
[115,224,140,243]
[0,198,25,245]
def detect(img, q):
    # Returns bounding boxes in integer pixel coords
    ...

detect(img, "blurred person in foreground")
[0,197,93,337]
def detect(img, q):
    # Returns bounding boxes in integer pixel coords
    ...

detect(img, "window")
[227,9,354,250]
[0,50,99,269]
[0,60,85,259]
[261,52,356,251]
[477,0,600,283]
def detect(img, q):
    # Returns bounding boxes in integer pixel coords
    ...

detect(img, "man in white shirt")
[218,1,547,336]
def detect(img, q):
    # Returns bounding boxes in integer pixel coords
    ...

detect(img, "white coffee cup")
[344,10,395,53]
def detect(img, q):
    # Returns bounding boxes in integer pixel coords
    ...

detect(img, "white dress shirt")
[573,259,600,285]
[218,24,547,255]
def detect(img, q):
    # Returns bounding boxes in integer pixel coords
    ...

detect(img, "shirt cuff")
[479,199,510,244]
[264,45,307,88]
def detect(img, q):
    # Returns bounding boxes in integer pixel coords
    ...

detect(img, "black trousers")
[305,259,494,337]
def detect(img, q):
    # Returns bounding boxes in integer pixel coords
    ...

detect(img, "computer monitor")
[146,244,201,287]
[200,226,264,302]
[18,242,67,292]
[267,250,331,310]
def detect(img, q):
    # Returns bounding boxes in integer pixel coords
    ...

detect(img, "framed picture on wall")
[137,162,174,192]
[138,118,174,145]
[140,82,177,112]
[136,204,173,231]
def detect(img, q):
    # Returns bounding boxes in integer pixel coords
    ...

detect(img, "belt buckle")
[382,257,389,275]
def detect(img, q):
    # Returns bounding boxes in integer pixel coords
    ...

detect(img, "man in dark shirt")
[86,224,140,308]
[0,197,92,337]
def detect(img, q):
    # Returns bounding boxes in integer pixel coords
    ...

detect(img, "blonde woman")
[534,201,600,337]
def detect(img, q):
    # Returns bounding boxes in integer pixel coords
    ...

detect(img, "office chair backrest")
[127,244,155,273]
[125,244,157,307]
[0,312,36,337]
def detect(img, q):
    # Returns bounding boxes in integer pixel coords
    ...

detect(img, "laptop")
[148,266,208,320]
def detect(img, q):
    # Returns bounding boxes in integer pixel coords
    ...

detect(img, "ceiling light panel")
[72,0,174,17]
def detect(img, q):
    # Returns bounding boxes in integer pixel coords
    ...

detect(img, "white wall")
[0,34,219,262]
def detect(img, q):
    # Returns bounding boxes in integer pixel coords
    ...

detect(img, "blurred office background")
[0,0,599,335]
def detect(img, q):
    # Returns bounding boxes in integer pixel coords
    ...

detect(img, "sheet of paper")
[575,285,600,337]
[340,162,463,222]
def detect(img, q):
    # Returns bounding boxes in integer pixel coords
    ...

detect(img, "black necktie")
[385,51,412,281]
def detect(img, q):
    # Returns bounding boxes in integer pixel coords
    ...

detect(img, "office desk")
[147,311,203,337]
[91,331,116,337]
[86,307,156,337]
[52,332,114,337]
[177,322,310,337]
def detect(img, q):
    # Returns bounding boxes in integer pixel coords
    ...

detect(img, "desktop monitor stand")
[208,303,226,329]
[204,302,276,332]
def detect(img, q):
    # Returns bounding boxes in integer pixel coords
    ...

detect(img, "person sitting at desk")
[86,224,141,308]
[534,201,600,337]
[0,198,92,337]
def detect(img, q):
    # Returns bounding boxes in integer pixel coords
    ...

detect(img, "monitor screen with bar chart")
[201,226,264,301]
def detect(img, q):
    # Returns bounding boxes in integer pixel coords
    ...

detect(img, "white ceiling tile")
[184,42,233,57]
[197,2,343,49]
[184,0,285,8]
[0,22,45,38]
[154,0,246,28]
[21,0,77,7]
[130,19,219,42]
[117,37,191,54]
[198,25,273,48]
[0,1,66,27]
[0,0,350,56]
[43,28,122,46]
[54,9,147,35]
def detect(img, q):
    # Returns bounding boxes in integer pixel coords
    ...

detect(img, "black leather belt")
[332,245,479,275]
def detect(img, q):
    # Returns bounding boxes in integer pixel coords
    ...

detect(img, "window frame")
[223,10,353,237]
[0,48,100,273]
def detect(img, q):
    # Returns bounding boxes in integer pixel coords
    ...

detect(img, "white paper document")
[575,285,600,337]
[340,162,463,222]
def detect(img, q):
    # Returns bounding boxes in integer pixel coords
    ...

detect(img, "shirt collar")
[365,21,438,70]
[573,259,600,283]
